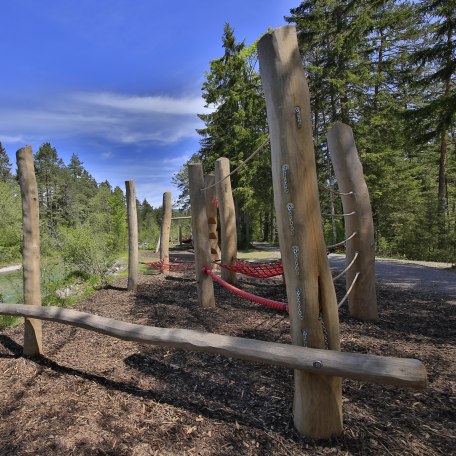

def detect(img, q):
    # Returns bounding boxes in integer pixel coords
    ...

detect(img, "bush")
[60,226,115,285]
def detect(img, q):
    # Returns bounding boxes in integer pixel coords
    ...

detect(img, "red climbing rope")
[144,256,195,271]
[202,266,288,313]
[214,258,283,278]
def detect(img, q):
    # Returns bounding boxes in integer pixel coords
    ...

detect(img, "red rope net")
[214,258,283,278]
[202,266,288,313]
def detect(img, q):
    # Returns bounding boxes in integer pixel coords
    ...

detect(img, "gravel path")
[329,254,456,298]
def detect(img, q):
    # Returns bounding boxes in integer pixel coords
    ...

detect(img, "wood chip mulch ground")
[1,256,455,455]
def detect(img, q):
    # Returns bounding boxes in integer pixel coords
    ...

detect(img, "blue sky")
[1,1,296,207]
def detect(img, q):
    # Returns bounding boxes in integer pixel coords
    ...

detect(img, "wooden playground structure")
[0,26,427,440]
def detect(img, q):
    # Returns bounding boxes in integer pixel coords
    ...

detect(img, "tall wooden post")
[16,146,43,356]
[327,122,378,321]
[215,158,237,284]
[125,180,138,291]
[204,174,220,261]
[159,191,172,274]
[188,164,215,308]
[258,26,342,438]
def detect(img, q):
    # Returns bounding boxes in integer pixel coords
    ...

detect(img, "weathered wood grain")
[215,158,237,284]
[328,123,378,320]
[0,303,427,389]
[258,25,342,437]
[159,191,172,274]
[188,163,215,307]
[126,180,138,291]
[16,146,43,356]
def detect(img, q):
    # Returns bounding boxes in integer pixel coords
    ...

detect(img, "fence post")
[327,122,378,320]
[125,180,138,291]
[159,192,172,274]
[188,163,215,308]
[258,25,342,438]
[215,158,237,284]
[204,174,220,261]
[16,146,43,356]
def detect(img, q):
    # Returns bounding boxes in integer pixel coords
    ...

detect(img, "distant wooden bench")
[0,303,427,389]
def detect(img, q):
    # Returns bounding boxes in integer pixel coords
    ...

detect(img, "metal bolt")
[295,106,302,128]
[313,360,323,369]
[282,164,289,193]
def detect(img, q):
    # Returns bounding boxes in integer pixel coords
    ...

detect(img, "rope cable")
[337,272,360,308]
[319,184,355,196]
[200,136,270,192]
[327,231,357,251]
[202,266,288,313]
[333,252,359,281]
[321,211,356,217]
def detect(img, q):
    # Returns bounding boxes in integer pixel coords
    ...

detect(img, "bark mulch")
[0,261,455,455]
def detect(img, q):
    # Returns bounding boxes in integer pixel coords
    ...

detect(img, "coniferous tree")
[0,142,12,182]
[196,24,271,245]
[407,0,455,234]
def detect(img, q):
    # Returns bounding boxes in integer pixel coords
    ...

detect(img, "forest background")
[0,0,454,307]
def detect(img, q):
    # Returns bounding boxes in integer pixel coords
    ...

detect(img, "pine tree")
[408,0,455,226]
[196,24,271,245]
[0,142,12,182]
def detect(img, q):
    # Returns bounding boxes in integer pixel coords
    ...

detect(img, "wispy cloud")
[0,134,26,144]
[75,92,207,116]
[0,90,208,146]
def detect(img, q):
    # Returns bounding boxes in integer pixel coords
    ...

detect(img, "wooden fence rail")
[0,303,427,390]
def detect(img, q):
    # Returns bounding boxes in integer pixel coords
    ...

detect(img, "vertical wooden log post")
[204,174,220,261]
[258,26,342,438]
[16,146,43,356]
[159,192,172,274]
[215,158,237,284]
[125,180,138,291]
[327,122,378,321]
[188,164,215,308]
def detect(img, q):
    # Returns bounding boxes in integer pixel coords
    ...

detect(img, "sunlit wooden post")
[215,158,237,284]
[258,26,342,438]
[327,122,378,321]
[204,174,220,261]
[188,163,215,308]
[125,180,138,291]
[16,146,43,356]
[159,191,172,274]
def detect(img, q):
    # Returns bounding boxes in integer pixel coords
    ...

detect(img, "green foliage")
[0,142,12,182]
[0,181,22,264]
[194,23,273,246]
[60,225,115,285]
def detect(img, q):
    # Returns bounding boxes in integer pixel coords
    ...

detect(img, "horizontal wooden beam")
[171,216,192,220]
[0,304,427,389]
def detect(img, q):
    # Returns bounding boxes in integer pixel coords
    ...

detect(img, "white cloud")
[75,92,207,116]
[0,90,208,146]
[0,134,26,144]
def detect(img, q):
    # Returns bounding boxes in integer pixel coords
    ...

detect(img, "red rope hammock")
[214,258,283,278]
[202,266,288,313]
